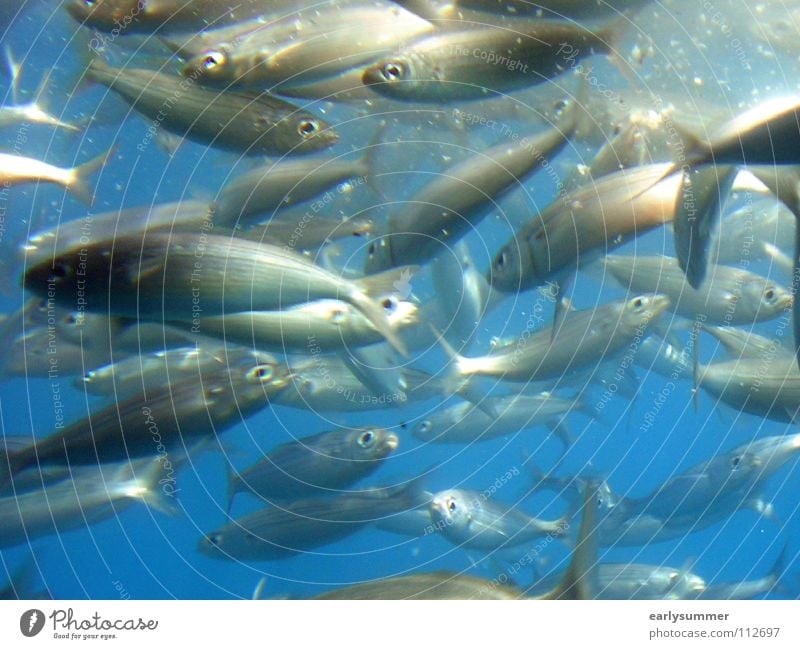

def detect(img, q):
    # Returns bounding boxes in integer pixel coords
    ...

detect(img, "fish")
[595,434,800,546]
[604,254,792,325]
[75,345,269,397]
[274,361,446,412]
[198,297,419,353]
[85,58,338,156]
[455,0,655,19]
[364,100,579,273]
[532,562,706,600]
[198,480,426,561]
[695,348,800,423]
[180,1,436,90]
[65,0,274,34]
[0,49,80,132]
[23,231,414,357]
[0,355,290,481]
[212,156,370,227]
[711,202,795,267]
[439,294,670,385]
[22,199,214,266]
[313,481,600,599]
[228,427,399,505]
[0,456,180,549]
[0,149,109,204]
[489,163,681,294]
[412,391,584,445]
[634,334,693,379]
[361,16,628,102]
[428,488,570,550]
[698,544,792,600]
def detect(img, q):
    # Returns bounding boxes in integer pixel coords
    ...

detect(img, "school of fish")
[1,0,800,599]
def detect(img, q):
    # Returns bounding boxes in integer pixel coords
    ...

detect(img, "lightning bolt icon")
[28,611,38,632]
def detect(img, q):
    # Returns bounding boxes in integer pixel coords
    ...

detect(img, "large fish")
[23,231,413,357]
[86,59,338,156]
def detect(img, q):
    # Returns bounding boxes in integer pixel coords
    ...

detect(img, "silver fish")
[442,294,670,384]
[24,231,412,357]
[429,488,569,550]
[212,157,370,227]
[412,392,583,445]
[86,58,338,156]
[361,16,627,102]
[489,163,681,294]
[604,255,792,325]
[228,427,399,505]
[179,1,435,89]
[364,105,578,273]
[191,297,418,353]
[198,481,425,561]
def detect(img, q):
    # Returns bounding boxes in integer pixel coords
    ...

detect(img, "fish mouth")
[385,433,400,450]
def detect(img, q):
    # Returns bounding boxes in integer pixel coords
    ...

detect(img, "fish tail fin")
[252,576,268,600]
[4,45,21,103]
[769,541,796,597]
[537,481,600,600]
[68,147,114,205]
[225,462,240,515]
[128,457,183,517]
[428,323,497,417]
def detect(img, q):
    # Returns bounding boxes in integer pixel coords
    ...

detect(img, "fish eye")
[207,534,221,547]
[763,287,776,302]
[297,119,319,138]
[447,498,457,513]
[380,61,405,82]
[731,455,741,468]
[49,261,72,281]
[667,572,680,585]
[496,250,508,270]
[330,308,347,324]
[631,297,644,309]
[381,296,398,312]
[417,420,431,433]
[247,364,275,383]
[358,429,376,448]
[200,51,225,71]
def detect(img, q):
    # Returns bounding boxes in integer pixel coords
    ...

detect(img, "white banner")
[0,601,798,648]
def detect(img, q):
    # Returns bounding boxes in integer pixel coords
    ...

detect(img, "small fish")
[23,231,413,357]
[198,481,426,561]
[86,58,338,156]
[604,255,792,325]
[362,16,628,102]
[0,149,109,205]
[228,427,399,505]
[429,488,570,550]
